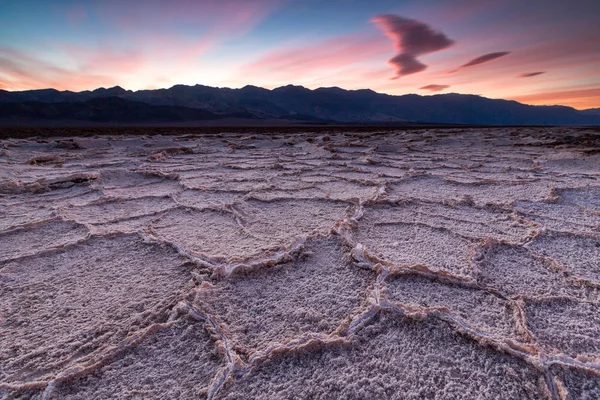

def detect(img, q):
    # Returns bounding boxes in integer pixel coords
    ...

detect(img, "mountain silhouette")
[0,97,257,124]
[0,84,598,125]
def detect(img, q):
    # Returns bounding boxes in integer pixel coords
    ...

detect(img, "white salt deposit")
[1,127,599,399]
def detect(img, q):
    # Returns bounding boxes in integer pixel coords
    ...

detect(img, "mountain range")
[1,84,599,126]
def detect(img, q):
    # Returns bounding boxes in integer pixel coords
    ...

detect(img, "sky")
[0,0,599,109]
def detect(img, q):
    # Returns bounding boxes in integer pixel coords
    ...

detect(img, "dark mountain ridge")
[0,97,256,123]
[0,84,598,125]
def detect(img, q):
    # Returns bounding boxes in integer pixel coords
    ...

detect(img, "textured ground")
[1,127,599,399]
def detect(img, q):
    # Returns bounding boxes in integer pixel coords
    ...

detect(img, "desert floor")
[1,127,599,399]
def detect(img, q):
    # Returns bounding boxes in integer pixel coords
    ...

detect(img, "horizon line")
[1,83,596,111]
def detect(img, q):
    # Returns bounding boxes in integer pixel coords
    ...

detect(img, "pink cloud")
[2,34,225,91]
[59,44,145,75]
[372,15,454,77]
[2,0,281,92]
[243,33,389,81]
[420,84,450,92]
[0,46,118,91]
[519,71,545,78]
[460,51,511,68]
[0,48,64,87]
[446,51,511,74]
[140,34,215,63]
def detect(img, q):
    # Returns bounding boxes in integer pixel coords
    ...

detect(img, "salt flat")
[1,127,599,399]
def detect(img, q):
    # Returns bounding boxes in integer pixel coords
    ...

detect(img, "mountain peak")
[274,84,308,91]
[315,86,344,91]
[92,86,127,95]
[241,84,263,90]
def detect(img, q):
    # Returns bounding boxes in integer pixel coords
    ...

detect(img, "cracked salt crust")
[1,127,599,399]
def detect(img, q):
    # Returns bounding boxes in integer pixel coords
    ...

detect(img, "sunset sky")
[1,0,599,109]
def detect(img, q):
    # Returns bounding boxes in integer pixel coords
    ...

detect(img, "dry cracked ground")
[1,127,599,399]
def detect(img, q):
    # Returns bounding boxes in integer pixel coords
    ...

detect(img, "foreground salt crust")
[1,127,599,399]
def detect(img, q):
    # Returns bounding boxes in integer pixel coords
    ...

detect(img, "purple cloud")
[372,15,454,77]
[519,71,546,78]
[420,84,450,92]
[460,51,511,68]
[389,53,427,76]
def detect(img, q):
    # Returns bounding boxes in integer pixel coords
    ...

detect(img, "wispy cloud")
[519,71,545,78]
[0,46,124,90]
[241,33,389,85]
[1,0,281,91]
[460,51,511,68]
[372,15,454,77]
[420,84,450,92]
